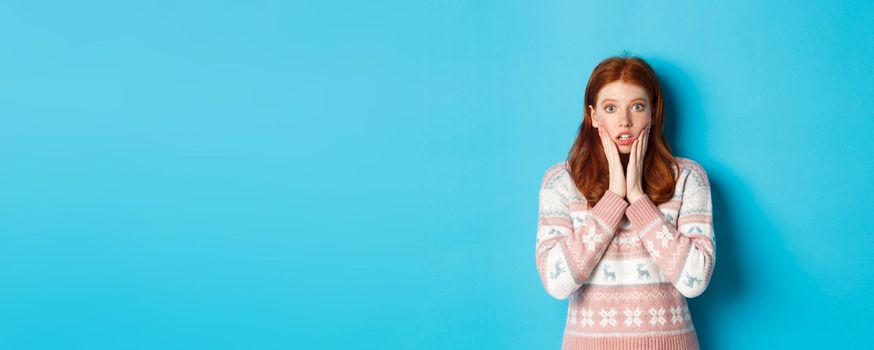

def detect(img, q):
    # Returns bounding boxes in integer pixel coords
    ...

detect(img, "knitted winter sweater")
[535,157,715,350]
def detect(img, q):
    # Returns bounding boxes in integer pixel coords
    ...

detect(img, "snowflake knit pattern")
[535,157,716,350]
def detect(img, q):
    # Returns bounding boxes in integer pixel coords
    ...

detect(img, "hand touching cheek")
[599,127,626,198]
[626,126,650,203]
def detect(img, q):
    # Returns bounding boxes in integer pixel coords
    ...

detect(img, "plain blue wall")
[1,1,872,349]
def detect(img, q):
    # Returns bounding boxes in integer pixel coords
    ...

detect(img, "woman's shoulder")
[674,156,707,174]
[673,156,711,187]
[539,160,571,190]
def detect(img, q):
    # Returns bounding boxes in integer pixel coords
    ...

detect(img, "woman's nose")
[619,114,631,127]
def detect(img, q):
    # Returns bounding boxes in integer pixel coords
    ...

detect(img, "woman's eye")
[633,104,645,111]
[605,106,615,112]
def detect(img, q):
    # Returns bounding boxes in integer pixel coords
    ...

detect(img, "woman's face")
[588,81,652,154]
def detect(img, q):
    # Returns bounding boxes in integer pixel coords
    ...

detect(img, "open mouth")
[615,133,635,145]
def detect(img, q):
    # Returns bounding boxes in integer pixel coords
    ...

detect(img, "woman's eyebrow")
[600,97,648,105]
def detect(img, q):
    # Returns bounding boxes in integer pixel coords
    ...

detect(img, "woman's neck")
[619,152,630,170]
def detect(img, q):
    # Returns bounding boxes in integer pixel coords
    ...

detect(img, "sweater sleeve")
[535,166,629,300]
[625,161,716,298]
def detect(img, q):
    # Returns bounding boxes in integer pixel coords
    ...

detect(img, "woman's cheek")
[640,123,651,136]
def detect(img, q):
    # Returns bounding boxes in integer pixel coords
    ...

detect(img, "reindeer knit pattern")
[535,157,715,350]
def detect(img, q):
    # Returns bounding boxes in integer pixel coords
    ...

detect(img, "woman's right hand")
[598,127,626,198]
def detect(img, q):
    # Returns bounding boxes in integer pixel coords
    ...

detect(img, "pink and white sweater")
[535,157,716,350]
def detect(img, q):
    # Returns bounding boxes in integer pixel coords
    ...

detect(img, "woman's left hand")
[626,126,650,203]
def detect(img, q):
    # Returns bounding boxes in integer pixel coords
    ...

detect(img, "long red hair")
[567,55,679,207]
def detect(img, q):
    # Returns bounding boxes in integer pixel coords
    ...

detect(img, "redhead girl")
[535,55,715,350]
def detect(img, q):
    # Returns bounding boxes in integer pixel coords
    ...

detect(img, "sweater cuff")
[590,190,629,230]
[626,195,662,232]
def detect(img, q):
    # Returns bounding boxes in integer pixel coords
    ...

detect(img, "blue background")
[1,1,872,349]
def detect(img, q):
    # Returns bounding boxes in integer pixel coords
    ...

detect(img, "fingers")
[598,128,616,163]
[635,129,644,164]
[637,126,650,172]
[632,126,645,165]
[626,136,638,192]
[641,126,649,157]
